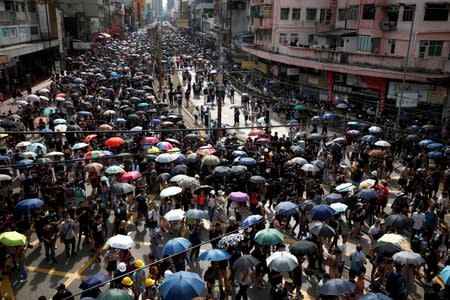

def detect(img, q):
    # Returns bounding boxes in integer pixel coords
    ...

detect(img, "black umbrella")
[185,153,200,164]
[212,166,232,177]
[372,241,402,257]
[309,221,336,237]
[405,134,420,143]
[171,164,188,175]
[194,185,213,195]
[127,114,140,122]
[156,172,171,183]
[385,214,413,230]
[184,134,199,142]
[290,145,305,156]
[290,240,318,256]
[231,165,247,176]
[298,200,316,211]
[248,175,266,184]
[318,278,355,296]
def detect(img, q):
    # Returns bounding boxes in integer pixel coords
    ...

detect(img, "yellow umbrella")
[378,233,411,251]
[146,146,161,155]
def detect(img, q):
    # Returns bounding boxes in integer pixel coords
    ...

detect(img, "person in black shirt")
[52,283,73,300]
[90,215,105,263]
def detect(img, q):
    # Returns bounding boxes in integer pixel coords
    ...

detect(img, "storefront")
[328,72,387,114]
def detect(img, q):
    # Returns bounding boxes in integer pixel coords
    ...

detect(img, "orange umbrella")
[105,137,125,148]
[55,93,67,98]
[84,134,97,143]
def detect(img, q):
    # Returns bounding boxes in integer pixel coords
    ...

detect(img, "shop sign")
[387,81,428,103]
[175,19,189,28]
[1,27,17,39]
[241,60,255,70]
[396,92,418,107]
[254,62,268,74]
[286,68,299,76]
[333,84,380,100]
[427,86,447,105]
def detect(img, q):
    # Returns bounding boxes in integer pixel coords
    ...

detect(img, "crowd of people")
[0,23,448,300]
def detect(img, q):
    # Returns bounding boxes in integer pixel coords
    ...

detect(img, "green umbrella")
[97,288,133,300]
[254,228,284,245]
[295,103,306,111]
[43,107,58,117]
[0,231,27,247]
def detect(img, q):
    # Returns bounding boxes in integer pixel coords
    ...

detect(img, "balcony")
[281,46,450,74]
[380,21,397,31]
[251,0,273,6]
[252,17,272,30]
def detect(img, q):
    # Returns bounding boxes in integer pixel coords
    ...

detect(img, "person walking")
[59,213,77,259]
[42,223,58,264]
[235,266,252,300]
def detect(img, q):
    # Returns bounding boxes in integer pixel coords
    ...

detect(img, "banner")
[241,60,255,70]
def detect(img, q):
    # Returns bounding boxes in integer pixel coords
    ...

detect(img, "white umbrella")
[330,202,348,214]
[0,174,12,181]
[291,157,308,166]
[393,251,425,265]
[18,151,37,159]
[266,251,299,272]
[39,95,49,101]
[160,186,183,198]
[55,97,66,102]
[374,140,391,147]
[331,137,347,144]
[39,88,50,94]
[301,163,320,173]
[16,141,31,148]
[368,126,383,134]
[107,234,136,249]
[169,174,190,183]
[359,179,376,189]
[44,151,64,157]
[28,94,40,102]
[55,124,67,132]
[164,209,185,221]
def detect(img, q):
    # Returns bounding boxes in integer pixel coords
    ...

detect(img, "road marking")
[26,265,87,281]
[63,256,95,288]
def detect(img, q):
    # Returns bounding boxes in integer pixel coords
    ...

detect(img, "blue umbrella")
[114,118,126,124]
[240,214,264,227]
[0,156,11,161]
[406,124,420,132]
[356,189,378,200]
[72,142,89,150]
[321,113,336,121]
[288,119,299,126]
[40,128,53,134]
[198,249,231,261]
[275,201,298,216]
[77,111,93,117]
[311,204,336,220]
[439,265,450,285]
[110,71,119,78]
[324,193,343,204]
[427,143,444,150]
[239,157,256,166]
[162,237,191,256]
[159,271,205,299]
[15,198,45,211]
[185,209,209,220]
[427,151,444,159]
[53,118,66,125]
[361,135,379,143]
[418,139,434,147]
[79,272,111,289]
[151,119,161,126]
[138,102,150,109]
[15,159,33,168]
[347,121,359,126]
[359,293,393,300]
[231,150,248,158]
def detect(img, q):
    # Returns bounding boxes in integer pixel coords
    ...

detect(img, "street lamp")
[396,4,416,128]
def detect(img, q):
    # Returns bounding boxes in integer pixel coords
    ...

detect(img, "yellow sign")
[175,19,189,28]
[255,62,268,74]
[241,61,255,70]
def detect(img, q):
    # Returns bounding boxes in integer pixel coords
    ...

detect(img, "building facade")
[241,0,450,123]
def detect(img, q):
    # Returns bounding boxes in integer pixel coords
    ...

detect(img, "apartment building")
[242,0,450,121]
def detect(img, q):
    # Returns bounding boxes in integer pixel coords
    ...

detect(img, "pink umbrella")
[141,136,160,144]
[121,171,142,182]
[256,138,270,143]
[157,141,173,151]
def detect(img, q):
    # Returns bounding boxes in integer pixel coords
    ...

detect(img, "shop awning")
[317,29,357,38]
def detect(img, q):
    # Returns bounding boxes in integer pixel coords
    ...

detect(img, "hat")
[56,283,65,290]
[145,278,155,287]
[264,148,269,153]
[135,259,144,268]
[210,190,216,195]
[118,262,127,272]
[164,270,173,277]
[218,190,224,196]
[228,216,236,222]
[122,276,134,286]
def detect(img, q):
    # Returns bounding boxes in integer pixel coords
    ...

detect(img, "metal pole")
[396,5,415,127]
[44,0,54,73]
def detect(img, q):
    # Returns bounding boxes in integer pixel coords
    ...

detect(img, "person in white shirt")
[411,207,425,238]
[368,219,383,244]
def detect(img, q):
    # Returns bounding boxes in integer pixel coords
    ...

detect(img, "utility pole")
[215,0,226,141]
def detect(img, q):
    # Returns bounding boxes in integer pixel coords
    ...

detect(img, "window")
[306,8,317,21]
[5,1,14,11]
[320,9,332,22]
[307,33,315,44]
[389,39,396,54]
[292,8,300,20]
[262,5,272,18]
[280,8,289,20]
[279,33,288,45]
[362,4,376,19]
[290,33,298,46]
[402,5,415,21]
[30,26,38,34]
[357,35,372,52]
[428,41,443,56]
[347,5,359,20]
[338,9,346,21]
[424,3,449,21]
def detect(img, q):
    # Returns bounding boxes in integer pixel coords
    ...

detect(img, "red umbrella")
[248,129,265,137]
[197,146,216,156]
[141,137,160,145]
[105,137,125,148]
[121,171,142,182]
[55,93,67,98]
[256,138,270,143]
[84,134,97,143]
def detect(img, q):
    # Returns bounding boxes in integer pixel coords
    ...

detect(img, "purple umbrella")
[228,192,249,202]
